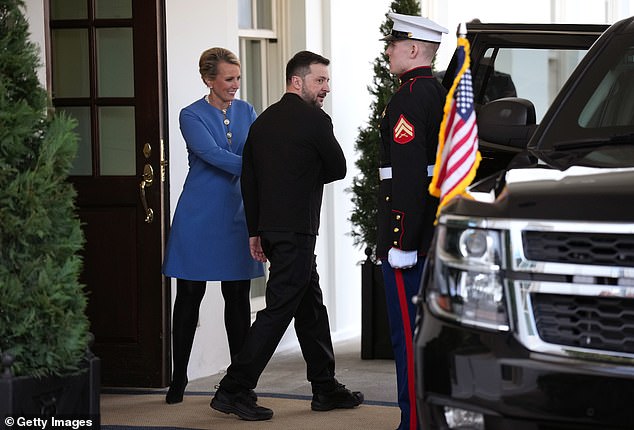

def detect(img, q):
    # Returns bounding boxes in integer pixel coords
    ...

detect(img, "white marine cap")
[381,12,448,43]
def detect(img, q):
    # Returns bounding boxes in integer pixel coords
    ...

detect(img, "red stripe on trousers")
[394,268,417,430]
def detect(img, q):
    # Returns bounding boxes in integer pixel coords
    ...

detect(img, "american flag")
[428,35,481,218]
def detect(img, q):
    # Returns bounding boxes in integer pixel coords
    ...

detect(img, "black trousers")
[170,278,251,383]
[220,231,336,393]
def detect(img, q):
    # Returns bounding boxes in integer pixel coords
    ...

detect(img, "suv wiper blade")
[553,133,634,150]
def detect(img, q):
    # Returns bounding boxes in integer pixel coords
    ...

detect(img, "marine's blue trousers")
[381,258,425,430]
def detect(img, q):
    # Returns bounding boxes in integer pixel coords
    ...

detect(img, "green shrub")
[0,0,89,377]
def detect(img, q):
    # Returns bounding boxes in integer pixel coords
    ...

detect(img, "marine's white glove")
[388,248,418,269]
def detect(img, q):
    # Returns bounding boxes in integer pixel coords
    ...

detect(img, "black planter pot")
[0,352,100,429]
[361,248,394,360]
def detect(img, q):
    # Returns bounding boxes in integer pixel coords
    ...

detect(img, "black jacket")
[241,93,347,236]
[377,66,446,259]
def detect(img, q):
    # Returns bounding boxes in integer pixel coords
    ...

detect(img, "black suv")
[415,18,634,430]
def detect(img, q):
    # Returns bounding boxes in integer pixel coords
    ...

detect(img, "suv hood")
[448,166,634,222]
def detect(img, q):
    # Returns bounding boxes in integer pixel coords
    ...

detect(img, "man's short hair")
[286,51,330,85]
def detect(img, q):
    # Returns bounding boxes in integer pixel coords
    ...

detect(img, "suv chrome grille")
[532,293,634,354]
[442,216,634,358]
[523,231,634,267]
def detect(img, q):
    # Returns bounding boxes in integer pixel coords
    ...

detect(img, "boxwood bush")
[0,0,89,377]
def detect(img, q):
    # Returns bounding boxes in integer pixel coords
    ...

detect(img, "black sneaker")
[311,382,364,411]
[210,387,273,421]
[215,385,257,401]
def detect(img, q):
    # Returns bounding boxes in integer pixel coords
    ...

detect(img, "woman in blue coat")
[162,47,264,404]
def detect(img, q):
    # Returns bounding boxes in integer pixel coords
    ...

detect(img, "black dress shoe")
[311,382,364,411]
[210,387,273,421]
[165,377,188,404]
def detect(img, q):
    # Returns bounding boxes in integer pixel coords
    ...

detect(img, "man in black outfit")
[210,50,364,421]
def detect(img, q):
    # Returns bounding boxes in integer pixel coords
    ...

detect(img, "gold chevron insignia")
[393,114,414,144]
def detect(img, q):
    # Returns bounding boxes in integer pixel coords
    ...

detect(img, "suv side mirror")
[478,97,537,149]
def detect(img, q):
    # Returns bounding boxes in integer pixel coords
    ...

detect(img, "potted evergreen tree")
[0,0,99,421]
[349,0,420,359]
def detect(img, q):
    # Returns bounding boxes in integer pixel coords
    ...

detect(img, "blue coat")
[163,97,264,281]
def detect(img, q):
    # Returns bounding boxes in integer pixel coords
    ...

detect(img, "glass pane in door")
[99,106,136,175]
[60,107,93,176]
[95,0,132,19]
[97,28,134,97]
[50,0,87,20]
[51,29,90,98]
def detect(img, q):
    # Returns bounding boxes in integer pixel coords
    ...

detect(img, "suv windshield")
[474,47,587,122]
[535,33,634,168]
[442,23,607,180]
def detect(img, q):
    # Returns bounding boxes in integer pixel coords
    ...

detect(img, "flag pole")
[457,22,467,38]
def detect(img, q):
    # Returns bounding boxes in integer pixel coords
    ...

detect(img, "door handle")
[139,164,154,223]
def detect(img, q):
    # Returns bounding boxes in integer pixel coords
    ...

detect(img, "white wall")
[164,0,241,380]
[322,0,393,342]
[23,1,46,86]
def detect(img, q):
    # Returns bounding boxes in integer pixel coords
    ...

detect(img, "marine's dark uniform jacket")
[377,66,446,260]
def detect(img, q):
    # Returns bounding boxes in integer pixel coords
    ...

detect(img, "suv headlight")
[427,220,509,331]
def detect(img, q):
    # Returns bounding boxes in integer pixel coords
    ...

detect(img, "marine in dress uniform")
[377,12,448,430]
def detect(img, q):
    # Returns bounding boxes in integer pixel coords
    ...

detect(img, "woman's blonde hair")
[199,47,240,83]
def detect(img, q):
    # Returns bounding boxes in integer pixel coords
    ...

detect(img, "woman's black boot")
[166,279,206,404]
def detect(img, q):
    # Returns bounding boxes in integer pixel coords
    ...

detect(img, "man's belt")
[379,165,435,180]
